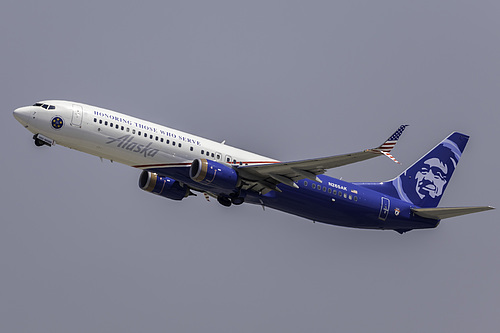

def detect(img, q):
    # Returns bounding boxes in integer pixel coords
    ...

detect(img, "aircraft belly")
[249,186,377,228]
[128,166,438,231]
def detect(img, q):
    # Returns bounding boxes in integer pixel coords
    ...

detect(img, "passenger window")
[179,143,182,148]
[132,129,136,134]
[190,147,193,151]
[150,135,153,139]
[323,187,327,192]
[99,119,102,124]
[348,194,352,200]
[144,133,147,137]
[110,123,113,127]
[166,140,169,144]
[105,121,108,126]
[121,126,124,130]
[138,131,141,135]
[344,193,347,198]
[172,141,176,146]
[211,153,214,158]
[328,188,332,194]
[304,181,308,186]
[312,183,316,189]
[206,151,210,156]
[126,128,130,132]
[160,138,164,142]
[338,191,342,196]
[201,150,204,155]
[333,190,337,195]
[354,196,358,202]
[94,118,97,122]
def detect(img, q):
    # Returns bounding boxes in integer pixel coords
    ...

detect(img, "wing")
[237,125,409,194]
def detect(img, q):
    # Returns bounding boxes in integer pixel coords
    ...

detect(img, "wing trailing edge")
[237,125,409,194]
[411,206,495,220]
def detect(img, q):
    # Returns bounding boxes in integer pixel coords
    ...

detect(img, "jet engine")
[139,171,190,201]
[189,158,240,191]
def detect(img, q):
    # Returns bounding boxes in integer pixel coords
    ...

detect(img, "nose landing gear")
[32,134,54,147]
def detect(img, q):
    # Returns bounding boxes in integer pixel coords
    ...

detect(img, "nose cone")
[13,106,32,127]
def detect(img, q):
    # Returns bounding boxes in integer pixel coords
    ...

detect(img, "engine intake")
[139,171,190,201]
[190,158,240,190]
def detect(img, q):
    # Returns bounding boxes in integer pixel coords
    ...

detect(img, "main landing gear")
[217,193,245,207]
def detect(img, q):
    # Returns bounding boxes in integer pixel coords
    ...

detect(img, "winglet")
[368,124,409,164]
[380,150,402,164]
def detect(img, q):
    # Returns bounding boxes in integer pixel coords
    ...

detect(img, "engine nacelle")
[190,158,240,190]
[139,171,190,201]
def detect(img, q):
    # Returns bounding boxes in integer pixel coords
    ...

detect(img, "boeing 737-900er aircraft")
[13,101,494,233]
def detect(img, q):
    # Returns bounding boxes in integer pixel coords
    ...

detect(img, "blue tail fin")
[356,132,469,208]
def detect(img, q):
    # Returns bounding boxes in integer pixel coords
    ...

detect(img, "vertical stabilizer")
[356,132,469,208]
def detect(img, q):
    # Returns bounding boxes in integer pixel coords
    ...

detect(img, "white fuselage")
[14,100,278,170]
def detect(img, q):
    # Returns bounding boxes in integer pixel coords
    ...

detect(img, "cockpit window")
[33,103,56,110]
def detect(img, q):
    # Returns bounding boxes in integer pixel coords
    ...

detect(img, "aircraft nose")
[13,106,33,127]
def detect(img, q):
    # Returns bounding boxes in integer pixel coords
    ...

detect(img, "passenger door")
[378,197,390,221]
[71,104,83,127]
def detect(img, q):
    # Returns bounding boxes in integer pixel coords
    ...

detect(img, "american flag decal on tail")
[369,124,409,164]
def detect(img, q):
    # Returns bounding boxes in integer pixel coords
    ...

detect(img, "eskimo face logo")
[392,137,463,206]
[414,157,448,199]
[51,116,64,130]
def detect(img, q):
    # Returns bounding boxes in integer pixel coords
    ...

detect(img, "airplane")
[13,100,494,233]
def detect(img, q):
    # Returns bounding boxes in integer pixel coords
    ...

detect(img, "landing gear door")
[378,197,390,221]
[71,104,83,127]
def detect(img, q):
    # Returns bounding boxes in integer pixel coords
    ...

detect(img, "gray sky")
[2,1,499,332]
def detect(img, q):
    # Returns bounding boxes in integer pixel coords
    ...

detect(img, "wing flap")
[412,206,495,220]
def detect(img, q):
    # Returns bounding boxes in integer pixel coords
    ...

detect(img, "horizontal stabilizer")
[412,206,495,220]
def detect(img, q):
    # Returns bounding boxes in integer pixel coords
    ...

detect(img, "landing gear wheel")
[34,138,45,147]
[217,196,232,207]
[229,190,244,205]
[231,197,244,205]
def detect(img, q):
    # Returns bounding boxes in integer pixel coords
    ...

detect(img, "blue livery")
[143,132,485,233]
[355,132,468,208]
